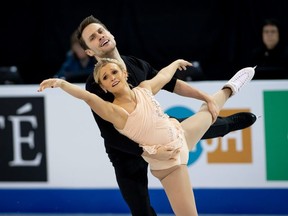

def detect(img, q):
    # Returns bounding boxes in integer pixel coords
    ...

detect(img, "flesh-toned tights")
[151,88,231,216]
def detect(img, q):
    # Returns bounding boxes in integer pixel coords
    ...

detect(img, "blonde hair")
[93,58,125,84]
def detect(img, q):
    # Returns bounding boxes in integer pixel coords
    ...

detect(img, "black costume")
[249,41,288,80]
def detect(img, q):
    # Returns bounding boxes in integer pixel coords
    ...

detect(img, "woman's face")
[98,63,127,93]
[262,24,279,50]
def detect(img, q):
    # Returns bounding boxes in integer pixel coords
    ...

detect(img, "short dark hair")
[262,18,280,30]
[76,15,108,50]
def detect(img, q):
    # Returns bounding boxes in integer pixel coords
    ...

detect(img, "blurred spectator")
[249,18,288,79]
[0,66,23,84]
[54,30,96,82]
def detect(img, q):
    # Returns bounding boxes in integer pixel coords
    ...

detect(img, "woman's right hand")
[38,78,64,92]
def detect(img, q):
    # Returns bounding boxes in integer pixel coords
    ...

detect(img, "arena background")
[0,0,287,84]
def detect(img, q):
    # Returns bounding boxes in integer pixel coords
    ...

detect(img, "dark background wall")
[0,0,287,84]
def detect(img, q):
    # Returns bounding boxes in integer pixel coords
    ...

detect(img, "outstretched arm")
[140,59,218,122]
[38,78,92,100]
[173,79,219,122]
[140,59,192,94]
[38,78,123,126]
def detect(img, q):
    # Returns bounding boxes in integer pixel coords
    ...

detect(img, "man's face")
[82,23,116,57]
[262,24,279,50]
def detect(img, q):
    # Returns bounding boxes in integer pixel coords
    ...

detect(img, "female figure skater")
[38,58,254,215]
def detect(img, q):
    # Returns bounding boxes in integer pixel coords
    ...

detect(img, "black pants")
[113,154,156,216]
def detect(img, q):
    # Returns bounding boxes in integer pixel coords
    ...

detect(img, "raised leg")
[181,66,255,150]
[182,88,231,150]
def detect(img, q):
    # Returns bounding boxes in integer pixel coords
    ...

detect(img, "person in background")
[72,15,257,216]
[54,29,96,82]
[0,66,23,84]
[249,18,288,79]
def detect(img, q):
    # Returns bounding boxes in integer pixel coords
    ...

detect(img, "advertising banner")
[0,80,287,214]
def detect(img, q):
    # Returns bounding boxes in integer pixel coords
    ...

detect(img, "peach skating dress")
[116,87,189,170]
